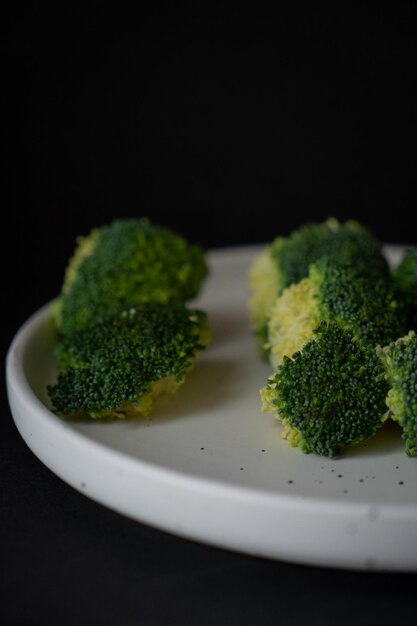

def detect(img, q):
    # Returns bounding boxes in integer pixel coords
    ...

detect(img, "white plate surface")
[6,245,417,571]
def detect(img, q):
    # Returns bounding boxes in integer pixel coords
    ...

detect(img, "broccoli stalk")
[48,304,210,419]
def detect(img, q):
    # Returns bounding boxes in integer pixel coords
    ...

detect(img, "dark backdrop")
[5,2,417,320]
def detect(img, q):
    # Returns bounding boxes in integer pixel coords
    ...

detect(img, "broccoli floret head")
[270,218,388,289]
[378,331,417,456]
[248,218,389,353]
[261,322,389,457]
[267,258,404,368]
[54,219,208,334]
[48,303,210,418]
[392,248,417,332]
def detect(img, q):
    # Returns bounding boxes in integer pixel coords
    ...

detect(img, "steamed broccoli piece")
[54,219,208,334]
[378,332,417,457]
[248,218,389,351]
[266,258,404,368]
[48,303,210,419]
[392,249,417,331]
[261,322,390,458]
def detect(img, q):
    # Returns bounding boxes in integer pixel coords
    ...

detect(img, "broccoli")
[54,219,208,334]
[392,248,417,332]
[261,322,390,458]
[248,218,389,352]
[48,303,210,419]
[266,258,404,368]
[378,332,417,457]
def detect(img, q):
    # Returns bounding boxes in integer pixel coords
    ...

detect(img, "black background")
[5,1,417,323]
[3,2,417,624]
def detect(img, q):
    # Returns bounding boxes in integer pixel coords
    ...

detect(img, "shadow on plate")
[344,420,405,459]
[55,357,241,426]
[149,357,242,423]
[206,307,249,345]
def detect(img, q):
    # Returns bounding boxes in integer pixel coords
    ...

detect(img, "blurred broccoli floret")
[48,303,210,419]
[392,248,417,332]
[378,332,417,457]
[261,322,390,458]
[266,258,403,368]
[248,218,389,353]
[54,219,208,334]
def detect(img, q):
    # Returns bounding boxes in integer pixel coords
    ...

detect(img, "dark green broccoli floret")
[271,218,389,290]
[261,322,389,458]
[267,258,404,368]
[48,303,210,418]
[378,332,417,457]
[248,218,389,353]
[54,219,208,334]
[392,249,417,332]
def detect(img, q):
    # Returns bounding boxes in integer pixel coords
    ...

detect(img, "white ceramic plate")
[6,245,417,572]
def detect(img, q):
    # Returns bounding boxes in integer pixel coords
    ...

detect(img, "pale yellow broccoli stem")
[90,376,183,419]
[325,216,340,232]
[281,419,304,448]
[260,381,278,414]
[260,383,304,447]
[248,246,280,332]
[266,276,321,369]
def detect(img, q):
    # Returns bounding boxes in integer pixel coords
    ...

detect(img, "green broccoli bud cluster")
[255,219,416,458]
[263,327,417,458]
[248,218,388,355]
[267,258,404,368]
[55,219,208,334]
[48,219,210,418]
[262,322,390,458]
[48,304,209,419]
[270,218,388,291]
